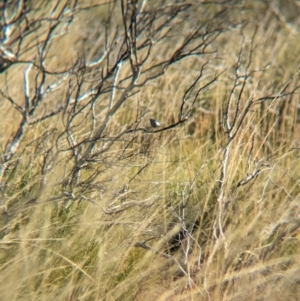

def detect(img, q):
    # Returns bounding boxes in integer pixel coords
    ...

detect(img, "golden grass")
[1,1,300,300]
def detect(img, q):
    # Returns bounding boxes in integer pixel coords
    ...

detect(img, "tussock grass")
[1,1,300,300]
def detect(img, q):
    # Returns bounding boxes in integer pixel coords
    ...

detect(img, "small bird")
[150,118,160,128]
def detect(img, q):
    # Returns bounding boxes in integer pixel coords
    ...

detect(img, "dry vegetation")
[1,0,300,300]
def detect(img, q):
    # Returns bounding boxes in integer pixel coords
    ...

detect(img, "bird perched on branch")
[150,118,160,128]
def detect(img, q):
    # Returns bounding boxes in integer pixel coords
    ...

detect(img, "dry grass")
[1,1,300,300]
